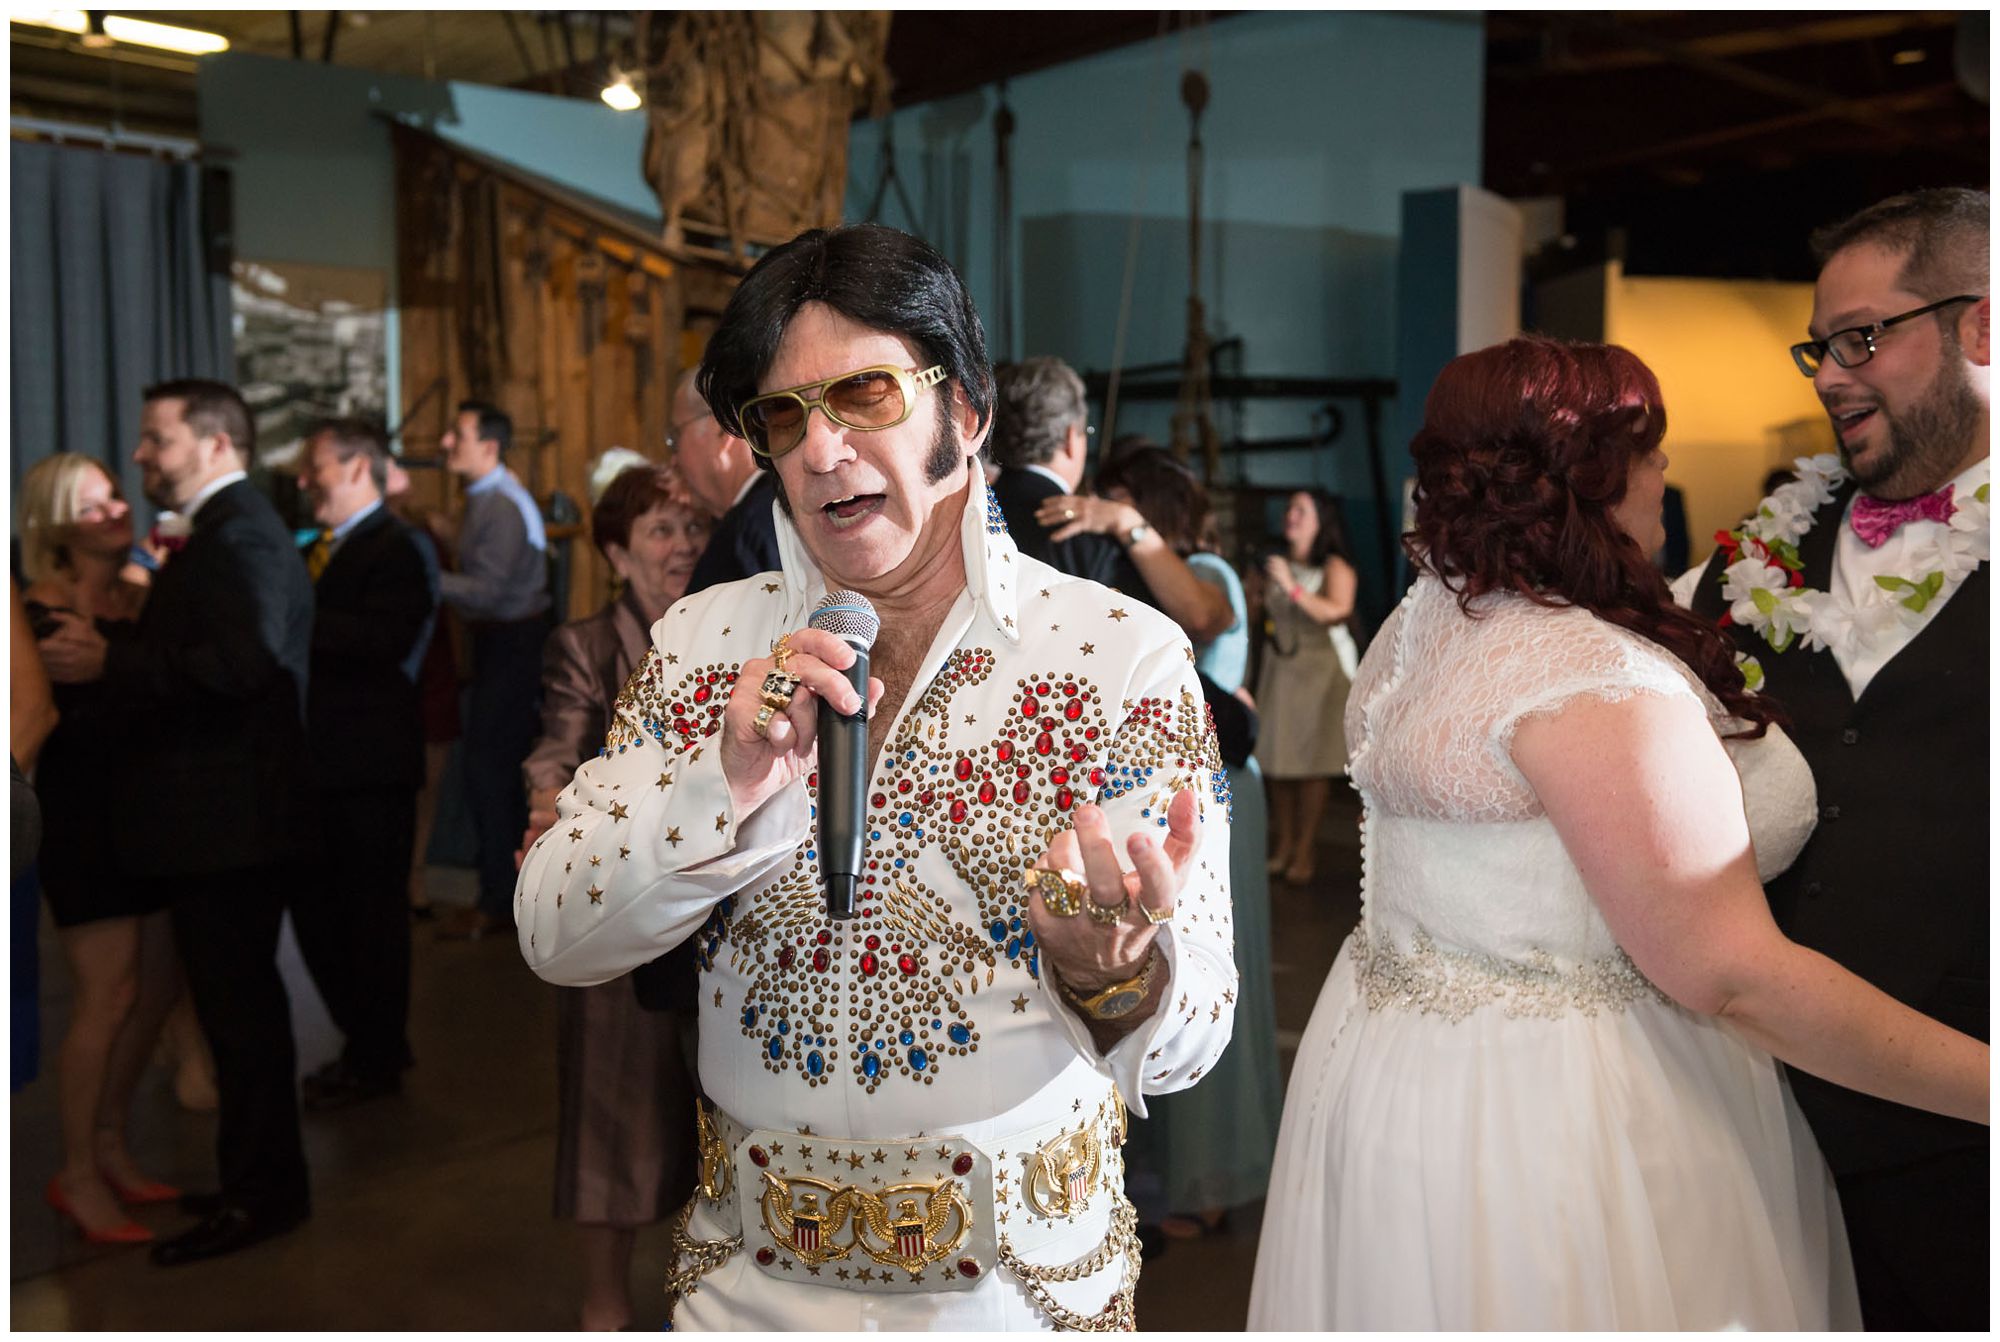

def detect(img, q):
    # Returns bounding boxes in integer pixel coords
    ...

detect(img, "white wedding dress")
[1247,572,1860,1330]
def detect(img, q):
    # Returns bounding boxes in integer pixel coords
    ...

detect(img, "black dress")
[36,629,161,927]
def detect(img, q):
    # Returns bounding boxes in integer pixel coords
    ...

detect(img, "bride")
[1247,337,1987,1330]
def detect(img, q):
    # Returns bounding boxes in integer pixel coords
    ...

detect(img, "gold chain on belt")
[663,1199,742,1317]
[994,1193,1142,1332]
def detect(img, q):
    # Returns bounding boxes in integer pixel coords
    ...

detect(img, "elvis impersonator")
[517,222,1237,1330]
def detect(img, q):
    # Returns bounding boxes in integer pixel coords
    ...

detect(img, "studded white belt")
[692,1092,1128,1296]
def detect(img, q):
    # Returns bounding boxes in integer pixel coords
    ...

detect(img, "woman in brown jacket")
[519,462,712,1330]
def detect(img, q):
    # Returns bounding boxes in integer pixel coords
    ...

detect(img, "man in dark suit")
[987,356,1151,596]
[675,369,780,592]
[39,378,315,1265]
[1687,187,1988,1329]
[291,418,435,1111]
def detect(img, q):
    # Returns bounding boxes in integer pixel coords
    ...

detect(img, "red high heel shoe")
[105,1175,183,1207]
[45,1176,154,1245]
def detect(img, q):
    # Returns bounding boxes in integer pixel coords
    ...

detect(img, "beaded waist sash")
[1351,924,1668,1023]
[670,1094,1141,1326]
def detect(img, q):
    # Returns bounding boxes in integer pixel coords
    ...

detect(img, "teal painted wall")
[844,10,1485,506]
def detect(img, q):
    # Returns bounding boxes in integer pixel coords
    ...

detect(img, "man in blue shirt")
[432,400,550,940]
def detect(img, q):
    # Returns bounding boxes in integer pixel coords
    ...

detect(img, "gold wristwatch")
[1056,947,1161,1021]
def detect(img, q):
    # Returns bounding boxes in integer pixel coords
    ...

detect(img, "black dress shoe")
[303,1067,400,1113]
[177,1190,225,1217]
[150,1205,305,1267]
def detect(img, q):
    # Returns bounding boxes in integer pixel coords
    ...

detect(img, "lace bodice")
[1347,572,1817,974]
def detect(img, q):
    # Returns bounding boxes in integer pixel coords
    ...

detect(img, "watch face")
[1093,989,1144,1019]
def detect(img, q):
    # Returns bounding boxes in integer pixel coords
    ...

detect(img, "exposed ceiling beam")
[1564,81,1971,176]
[1491,12,1958,76]
[1564,13,1937,142]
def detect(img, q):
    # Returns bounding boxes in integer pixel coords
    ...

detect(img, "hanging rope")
[992,82,1016,359]
[863,114,921,233]
[1170,46,1219,481]
[1102,10,1175,452]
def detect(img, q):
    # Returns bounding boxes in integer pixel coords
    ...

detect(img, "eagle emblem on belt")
[1024,1126,1101,1220]
[759,1173,857,1267]
[856,1182,972,1275]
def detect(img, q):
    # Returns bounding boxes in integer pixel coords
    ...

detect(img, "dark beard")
[1848,338,1984,499]
[770,396,964,519]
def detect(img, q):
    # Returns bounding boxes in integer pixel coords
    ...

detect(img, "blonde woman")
[19,454,184,1244]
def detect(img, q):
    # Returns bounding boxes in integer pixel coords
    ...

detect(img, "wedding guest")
[1250,336,1986,1330]
[1253,489,1359,885]
[291,420,435,1110]
[518,462,712,1330]
[1071,446,1283,1244]
[19,455,184,1245]
[1681,187,1989,1329]
[432,400,550,942]
[38,380,319,1266]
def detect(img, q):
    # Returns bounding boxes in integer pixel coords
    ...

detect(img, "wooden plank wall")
[393,124,720,623]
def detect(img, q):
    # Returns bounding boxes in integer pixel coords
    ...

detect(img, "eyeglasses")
[738,364,946,460]
[663,411,714,453]
[1790,295,1984,376]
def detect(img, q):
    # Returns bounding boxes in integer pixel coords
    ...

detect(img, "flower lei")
[1712,453,1990,689]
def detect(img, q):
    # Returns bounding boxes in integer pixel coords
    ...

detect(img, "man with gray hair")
[987,357,1144,594]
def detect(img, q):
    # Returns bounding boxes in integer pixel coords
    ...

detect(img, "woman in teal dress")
[1048,445,1284,1238]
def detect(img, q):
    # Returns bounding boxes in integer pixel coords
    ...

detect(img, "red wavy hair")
[1405,336,1778,736]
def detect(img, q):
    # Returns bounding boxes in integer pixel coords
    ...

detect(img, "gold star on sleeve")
[609,802,629,820]
[656,771,675,790]
[1011,994,1029,1012]
[568,827,584,842]
[1107,607,1128,621]
[665,827,683,847]
[587,885,604,905]
[1079,642,1095,656]
[715,813,728,832]
[763,581,781,593]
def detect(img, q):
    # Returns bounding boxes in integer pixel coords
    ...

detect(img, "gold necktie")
[305,530,333,580]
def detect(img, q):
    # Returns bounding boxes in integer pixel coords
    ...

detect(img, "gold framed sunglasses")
[738,364,946,460]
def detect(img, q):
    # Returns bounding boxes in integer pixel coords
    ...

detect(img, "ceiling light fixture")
[1891,48,1926,66]
[9,7,229,55]
[600,71,642,112]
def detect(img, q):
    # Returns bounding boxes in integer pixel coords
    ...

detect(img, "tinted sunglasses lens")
[824,370,908,429]
[746,396,806,455]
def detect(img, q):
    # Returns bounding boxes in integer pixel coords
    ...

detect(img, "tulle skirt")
[1247,937,1860,1330]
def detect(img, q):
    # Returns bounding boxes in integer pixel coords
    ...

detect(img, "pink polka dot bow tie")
[1850,485,1955,549]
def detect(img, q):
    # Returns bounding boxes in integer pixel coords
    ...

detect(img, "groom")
[1687,188,1988,1328]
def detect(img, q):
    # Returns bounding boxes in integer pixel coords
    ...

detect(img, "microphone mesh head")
[809,590,881,649]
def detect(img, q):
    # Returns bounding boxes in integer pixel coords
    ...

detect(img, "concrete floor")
[10,790,1362,1331]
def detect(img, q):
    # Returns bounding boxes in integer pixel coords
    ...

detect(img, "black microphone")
[808,590,880,921]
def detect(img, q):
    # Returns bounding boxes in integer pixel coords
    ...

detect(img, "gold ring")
[752,703,778,738]
[1085,889,1128,926]
[1026,867,1085,918]
[760,669,800,709]
[1140,902,1175,926]
[771,633,794,673]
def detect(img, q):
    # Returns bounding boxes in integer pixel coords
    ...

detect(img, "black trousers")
[463,617,546,921]
[290,785,417,1080]
[1836,1147,1989,1329]
[164,864,310,1219]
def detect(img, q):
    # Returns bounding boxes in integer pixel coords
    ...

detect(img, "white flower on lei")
[1788,453,1848,502]
[1898,481,1990,584]
[1722,556,1814,649]
[1804,581,1915,658]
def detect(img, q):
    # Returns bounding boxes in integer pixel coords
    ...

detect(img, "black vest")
[1691,483,1988,1176]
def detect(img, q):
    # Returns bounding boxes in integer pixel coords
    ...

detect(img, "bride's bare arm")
[1512,692,1988,1127]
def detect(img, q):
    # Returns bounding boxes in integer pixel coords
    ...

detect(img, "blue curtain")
[10,140,233,524]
